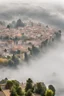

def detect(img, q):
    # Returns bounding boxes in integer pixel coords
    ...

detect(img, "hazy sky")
[0,0,63,4]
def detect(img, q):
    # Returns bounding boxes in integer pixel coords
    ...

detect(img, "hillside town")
[0,19,61,66]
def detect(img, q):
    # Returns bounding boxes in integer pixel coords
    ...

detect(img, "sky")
[0,0,63,4]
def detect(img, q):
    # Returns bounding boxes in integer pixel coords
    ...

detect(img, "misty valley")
[0,2,64,96]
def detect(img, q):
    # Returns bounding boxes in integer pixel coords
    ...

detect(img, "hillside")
[0,20,61,66]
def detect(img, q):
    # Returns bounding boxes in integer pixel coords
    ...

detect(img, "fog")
[0,2,64,96]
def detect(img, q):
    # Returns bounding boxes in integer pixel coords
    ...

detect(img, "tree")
[25,78,33,92]
[32,45,40,55]
[0,78,8,84]
[12,54,19,64]
[16,87,23,96]
[28,48,32,55]
[17,50,21,54]
[27,78,33,83]
[7,25,10,29]
[15,19,25,28]
[24,52,29,62]
[8,59,14,66]
[10,86,18,96]
[34,82,46,95]
[25,89,32,96]
[5,80,19,90]
[12,80,19,88]
[48,85,55,96]
[0,86,2,91]
[45,89,53,96]
[5,80,13,89]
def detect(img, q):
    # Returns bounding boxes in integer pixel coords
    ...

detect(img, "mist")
[0,2,64,96]
[0,3,64,29]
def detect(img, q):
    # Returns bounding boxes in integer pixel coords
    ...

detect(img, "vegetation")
[0,78,56,96]
[0,86,2,91]
[0,58,8,65]
[15,19,25,28]
[45,89,53,96]
[48,85,55,96]
[32,45,40,55]
[0,78,8,84]
[25,78,33,92]
[34,82,46,95]
[5,80,19,89]
[5,80,13,89]
[25,89,32,96]
[7,24,10,29]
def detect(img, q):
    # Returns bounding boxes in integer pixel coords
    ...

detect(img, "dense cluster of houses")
[0,21,61,63]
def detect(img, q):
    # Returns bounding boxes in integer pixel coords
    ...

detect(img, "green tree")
[25,78,33,92]
[12,80,19,88]
[5,80,13,89]
[32,45,40,55]
[17,87,23,96]
[7,25,10,29]
[48,85,55,96]
[0,86,2,91]
[25,89,32,96]
[34,82,46,95]
[24,52,28,62]
[8,59,14,66]
[15,19,24,28]
[10,86,18,96]
[45,89,53,96]
[12,54,19,64]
